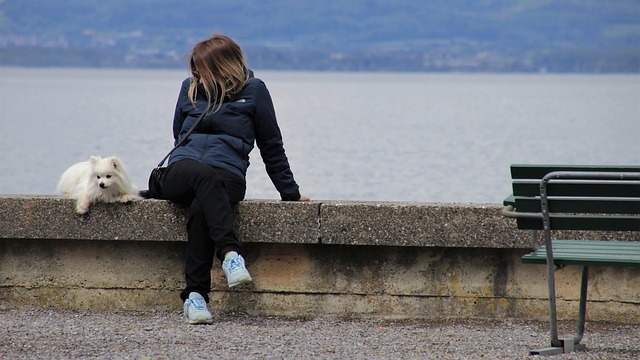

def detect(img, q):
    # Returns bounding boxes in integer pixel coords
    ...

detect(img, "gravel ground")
[1,307,639,359]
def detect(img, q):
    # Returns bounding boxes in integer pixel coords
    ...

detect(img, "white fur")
[56,155,141,214]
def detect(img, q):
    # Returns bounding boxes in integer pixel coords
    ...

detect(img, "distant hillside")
[1,0,638,72]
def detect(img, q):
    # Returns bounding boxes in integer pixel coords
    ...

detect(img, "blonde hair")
[188,34,249,111]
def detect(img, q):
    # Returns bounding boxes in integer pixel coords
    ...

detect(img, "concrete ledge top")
[1,196,636,248]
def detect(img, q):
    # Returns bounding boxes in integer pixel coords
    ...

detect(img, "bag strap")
[155,104,212,169]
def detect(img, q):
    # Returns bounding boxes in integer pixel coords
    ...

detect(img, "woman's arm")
[172,79,191,144]
[252,80,306,201]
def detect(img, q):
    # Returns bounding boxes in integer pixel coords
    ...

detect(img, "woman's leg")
[161,159,246,302]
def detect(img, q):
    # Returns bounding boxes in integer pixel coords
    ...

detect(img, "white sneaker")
[183,292,213,324]
[222,252,253,288]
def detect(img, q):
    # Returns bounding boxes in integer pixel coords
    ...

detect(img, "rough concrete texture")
[320,201,639,247]
[0,196,189,241]
[0,196,320,244]
[1,240,638,323]
[0,196,638,322]
[320,201,530,247]
[1,196,635,247]
[235,200,319,244]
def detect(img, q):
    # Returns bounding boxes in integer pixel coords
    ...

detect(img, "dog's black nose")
[99,183,106,189]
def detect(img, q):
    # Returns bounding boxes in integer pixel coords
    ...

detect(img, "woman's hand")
[299,195,311,201]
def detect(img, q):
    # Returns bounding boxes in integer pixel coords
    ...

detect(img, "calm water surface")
[1,67,638,203]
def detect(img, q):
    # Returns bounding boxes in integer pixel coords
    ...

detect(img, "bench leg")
[545,240,561,348]
[576,266,588,343]
[530,266,589,356]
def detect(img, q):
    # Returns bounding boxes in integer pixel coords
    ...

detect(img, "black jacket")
[168,77,301,201]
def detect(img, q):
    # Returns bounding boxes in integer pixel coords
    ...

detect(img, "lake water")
[0,67,638,204]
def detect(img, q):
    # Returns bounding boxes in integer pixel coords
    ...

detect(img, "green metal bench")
[503,164,640,356]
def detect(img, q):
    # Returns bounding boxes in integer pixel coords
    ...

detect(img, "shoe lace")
[188,298,207,311]
[227,258,243,273]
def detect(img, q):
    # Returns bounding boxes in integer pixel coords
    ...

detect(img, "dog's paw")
[76,198,90,214]
[119,194,141,203]
[76,205,89,214]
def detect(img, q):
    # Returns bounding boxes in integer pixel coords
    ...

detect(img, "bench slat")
[511,165,640,180]
[514,197,640,214]
[522,240,640,267]
[515,215,640,231]
[512,181,640,198]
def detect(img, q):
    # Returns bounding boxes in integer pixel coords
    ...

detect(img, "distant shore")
[1,47,638,73]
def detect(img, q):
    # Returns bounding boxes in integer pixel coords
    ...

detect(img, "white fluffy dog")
[56,156,140,214]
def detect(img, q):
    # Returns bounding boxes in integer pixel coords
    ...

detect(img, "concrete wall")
[1,196,638,323]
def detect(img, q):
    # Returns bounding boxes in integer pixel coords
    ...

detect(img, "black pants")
[161,159,246,302]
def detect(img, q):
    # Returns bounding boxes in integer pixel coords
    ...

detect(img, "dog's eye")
[106,175,112,179]
[96,175,101,179]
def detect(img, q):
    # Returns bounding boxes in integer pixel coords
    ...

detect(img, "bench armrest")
[501,204,543,219]
[503,194,515,207]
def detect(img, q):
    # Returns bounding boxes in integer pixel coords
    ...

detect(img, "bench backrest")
[507,164,640,231]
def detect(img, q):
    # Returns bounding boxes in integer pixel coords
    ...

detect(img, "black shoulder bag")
[146,105,211,199]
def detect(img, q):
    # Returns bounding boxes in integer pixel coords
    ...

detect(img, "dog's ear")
[90,156,101,165]
[110,157,123,170]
